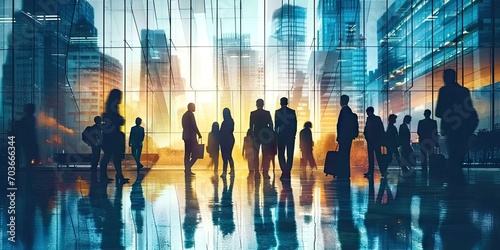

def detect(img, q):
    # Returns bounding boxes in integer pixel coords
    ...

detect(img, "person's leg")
[262,143,271,178]
[221,146,228,175]
[286,139,295,173]
[338,141,352,178]
[100,151,112,181]
[214,153,219,172]
[373,145,384,175]
[253,140,261,173]
[184,141,190,171]
[91,146,100,171]
[366,143,375,175]
[277,140,286,172]
[420,142,428,169]
[137,145,143,166]
[228,143,235,175]
[113,153,128,182]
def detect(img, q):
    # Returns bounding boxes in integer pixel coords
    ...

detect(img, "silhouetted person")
[242,129,255,174]
[386,114,402,168]
[129,117,145,170]
[336,95,358,179]
[219,176,235,236]
[363,107,386,178]
[207,122,220,171]
[417,109,438,170]
[100,89,128,183]
[249,99,274,179]
[220,108,235,177]
[299,121,317,171]
[399,115,415,169]
[435,68,478,168]
[83,116,103,173]
[277,180,298,249]
[14,103,39,167]
[275,97,297,180]
[182,103,202,176]
[183,176,200,248]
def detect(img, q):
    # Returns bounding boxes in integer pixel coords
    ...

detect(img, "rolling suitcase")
[324,145,340,177]
[429,146,446,178]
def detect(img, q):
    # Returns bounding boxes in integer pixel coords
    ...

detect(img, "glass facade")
[1,0,499,165]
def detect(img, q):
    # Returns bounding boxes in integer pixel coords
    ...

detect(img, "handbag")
[192,138,205,159]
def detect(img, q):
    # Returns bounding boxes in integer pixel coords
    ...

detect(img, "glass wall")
[1,0,499,165]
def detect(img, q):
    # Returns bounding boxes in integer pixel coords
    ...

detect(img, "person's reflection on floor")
[220,176,235,236]
[440,174,480,249]
[418,172,441,249]
[183,176,200,249]
[299,171,314,224]
[101,182,125,249]
[130,173,145,235]
[277,180,298,249]
[210,174,220,228]
[336,180,360,250]
[19,171,37,249]
[253,176,277,249]
[389,176,416,248]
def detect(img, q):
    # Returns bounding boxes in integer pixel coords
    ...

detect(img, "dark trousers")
[221,143,235,173]
[91,146,101,170]
[387,146,402,165]
[401,144,415,167]
[301,149,317,169]
[253,140,270,174]
[338,140,353,178]
[446,134,469,168]
[277,139,295,174]
[419,140,436,168]
[184,138,197,172]
[100,149,123,179]
[131,145,143,166]
[367,142,383,174]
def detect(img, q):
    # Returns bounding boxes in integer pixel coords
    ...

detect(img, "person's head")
[187,103,196,112]
[388,114,397,124]
[94,116,102,124]
[135,117,142,126]
[280,97,288,107]
[403,115,412,124]
[211,122,219,133]
[105,89,122,113]
[366,106,374,116]
[24,103,35,116]
[304,121,312,129]
[443,69,456,85]
[223,107,232,120]
[256,99,264,109]
[424,109,431,118]
[340,95,349,106]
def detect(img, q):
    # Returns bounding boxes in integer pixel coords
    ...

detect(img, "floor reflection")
[2,166,500,249]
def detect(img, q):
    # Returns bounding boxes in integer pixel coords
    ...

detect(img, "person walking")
[249,99,274,179]
[299,121,317,171]
[363,107,386,178]
[417,109,438,171]
[129,117,145,170]
[275,97,297,180]
[399,115,415,173]
[220,108,235,177]
[385,114,402,169]
[182,103,202,176]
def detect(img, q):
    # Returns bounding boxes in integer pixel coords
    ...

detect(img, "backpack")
[82,126,102,147]
[351,113,359,139]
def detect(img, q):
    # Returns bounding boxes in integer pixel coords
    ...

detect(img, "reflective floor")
[1,165,500,249]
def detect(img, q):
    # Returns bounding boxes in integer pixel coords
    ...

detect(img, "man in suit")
[250,99,274,179]
[129,117,145,170]
[417,109,438,170]
[399,115,414,168]
[182,103,202,176]
[436,69,478,168]
[363,107,386,178]
[275,97,297,180]
[336,95,357,179]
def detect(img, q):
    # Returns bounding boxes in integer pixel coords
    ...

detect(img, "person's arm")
[435,88,445,118]
[417,121,422,137]
[140,127,145,142]
[292,110,298,136]
[337,109,344,141]
[274,110,279,134]
[268,111,274,132]
[129,127,133,147]
[249,113,254,137]
[191,112,201,138]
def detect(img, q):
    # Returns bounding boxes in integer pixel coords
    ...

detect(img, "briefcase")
[192,138,205,159]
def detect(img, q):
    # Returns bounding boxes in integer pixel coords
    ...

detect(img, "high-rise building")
[267,4,310,127]
[140,29,185,147]
[377,0,500,131]
[313,0,367,137]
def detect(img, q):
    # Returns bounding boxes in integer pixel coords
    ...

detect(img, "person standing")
[242,129,255,174]
[220,108,235,177]
[249,99,274,179]
[275,97,297,180]
[299,121,317,171]
[399,115,415,169]
[207,122,220,171]
[14,103,39,167]
[83,116,103,173]
[129,117,145,170]
[363,107,386,178]
[182,103,202,176]
[336,95,358,179]
[100,89,128,183]
[386,114,402,168]
[435,69,478,169]
[417,109,438,170]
